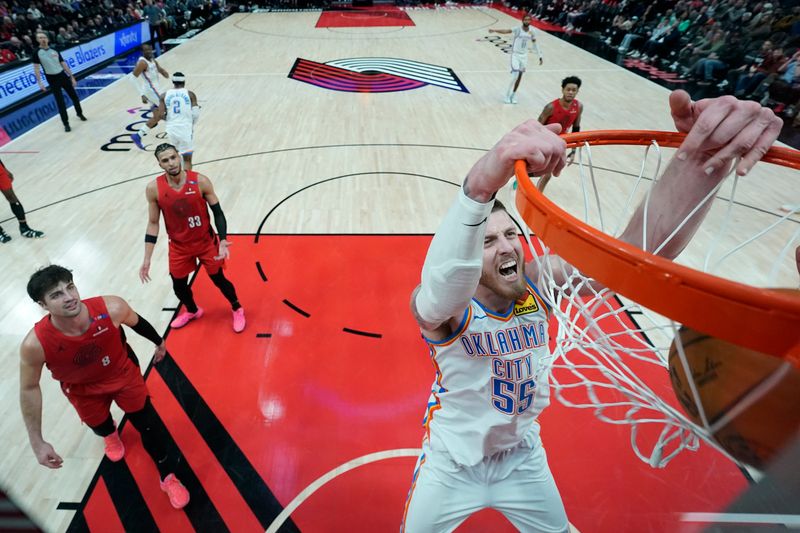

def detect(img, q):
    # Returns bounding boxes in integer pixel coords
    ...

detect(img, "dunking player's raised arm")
[525,91,783,286]
[410,119,565,339]
[616,91,782,260]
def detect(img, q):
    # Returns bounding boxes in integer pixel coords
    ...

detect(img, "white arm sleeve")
[415,187,494,325]
[531,30,543,59]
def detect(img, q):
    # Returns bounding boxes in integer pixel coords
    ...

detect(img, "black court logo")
[477,35,513,54]
[288,57,469,94]
[101,106,167,152]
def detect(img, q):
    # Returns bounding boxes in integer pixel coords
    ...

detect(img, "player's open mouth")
[65,302,78,311]
[499,259,517,280]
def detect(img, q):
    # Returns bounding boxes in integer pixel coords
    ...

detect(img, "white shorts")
[166,125,193,155]
[510,52,528,73]
[141,87,160,107]
[401,436,568,533]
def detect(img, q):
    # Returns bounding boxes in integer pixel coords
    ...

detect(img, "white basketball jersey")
[164,88,193,129]
[422,280,554,466]
[136,57,161,95]
[511,26,535,55]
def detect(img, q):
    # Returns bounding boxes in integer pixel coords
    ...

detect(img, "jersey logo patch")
[513,293,539,316]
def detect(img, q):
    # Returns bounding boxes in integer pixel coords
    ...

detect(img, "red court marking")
[82,477,125,533]
[316,7,415,28]
[148,369,263,532]
[159,235,746,532]
[119,423,195,531]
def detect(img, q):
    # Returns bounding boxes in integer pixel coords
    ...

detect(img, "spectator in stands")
[142,0,166,46]
[734,45,785,99]
[689,31,748,85]
[63,23,78,41]
[0,43,16,63]
[8,36,30,60]
[0,16,13,40]
[760,49,800,110]
[82,17,100,38]
[27,4,44,20]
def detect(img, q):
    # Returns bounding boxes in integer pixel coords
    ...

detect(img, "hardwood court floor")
[0,7,797,532]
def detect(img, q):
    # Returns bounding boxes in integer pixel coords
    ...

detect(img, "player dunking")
[19,265,190,509]
[132,73,198,171]
[401,91,782,531]
[489,14,543,104]
[0,159,44,243]
[139,143,246,333]
[536,76,584,192]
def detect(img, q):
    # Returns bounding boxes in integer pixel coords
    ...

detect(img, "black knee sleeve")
[209,269,240,310]
[170,275,198,313]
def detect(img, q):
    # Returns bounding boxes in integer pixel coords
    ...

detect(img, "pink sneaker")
[103,431,125,462]
[170,307,203,329]
[160,473,190,509]
[232,307,246,333]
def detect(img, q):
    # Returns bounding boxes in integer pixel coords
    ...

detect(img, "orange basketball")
[668,313,800,469]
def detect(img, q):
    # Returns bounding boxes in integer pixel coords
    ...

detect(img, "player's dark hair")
[27,265,73,302]
[562,76,582,88]
[154,143,177,159]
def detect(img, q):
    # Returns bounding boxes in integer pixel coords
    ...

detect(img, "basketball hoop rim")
[514,130,800,364]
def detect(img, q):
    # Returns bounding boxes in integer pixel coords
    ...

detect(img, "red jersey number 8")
[188,216,202,228]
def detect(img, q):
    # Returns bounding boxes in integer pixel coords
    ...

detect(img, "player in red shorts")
[19,265,190,509]
[139,143,246,332]
[536,76,584,193]
[0,159,44,243]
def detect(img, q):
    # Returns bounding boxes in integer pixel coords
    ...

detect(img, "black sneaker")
[20,227,44,238]
[0,228,10,243]
[78,115,87,121]
[65,124,71,132]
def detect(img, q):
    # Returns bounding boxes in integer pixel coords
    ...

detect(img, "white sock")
[139,125,150,137]
[506,73,518,97]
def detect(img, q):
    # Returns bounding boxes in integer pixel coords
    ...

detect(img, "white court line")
[265,448,421,533]
[681,512,800,527]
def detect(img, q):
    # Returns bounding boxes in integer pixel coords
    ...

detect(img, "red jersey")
[157,170,214,248]
[546,98,580,133]
[34,297,130,385]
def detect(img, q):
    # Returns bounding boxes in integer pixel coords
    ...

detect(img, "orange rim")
[514,130,800,364]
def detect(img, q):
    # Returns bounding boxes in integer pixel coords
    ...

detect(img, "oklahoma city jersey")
[136,57,161,101]
[164,88,193,129]
[511,26,536,55]
[422,279,553,466]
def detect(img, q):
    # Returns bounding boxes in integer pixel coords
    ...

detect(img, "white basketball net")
[510,140,800,468]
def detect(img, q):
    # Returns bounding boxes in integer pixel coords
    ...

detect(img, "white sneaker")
[504,95,512,104]
[511,94,518,104]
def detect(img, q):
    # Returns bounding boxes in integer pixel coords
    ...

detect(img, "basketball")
[668,310,800,469]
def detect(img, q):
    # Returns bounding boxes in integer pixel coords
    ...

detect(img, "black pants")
[45,72,83,126]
